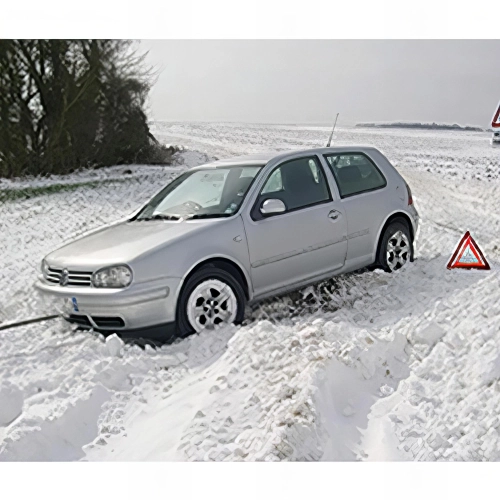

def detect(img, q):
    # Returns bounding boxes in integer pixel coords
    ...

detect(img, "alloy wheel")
[386,230,410,271]
[186,279,238,332]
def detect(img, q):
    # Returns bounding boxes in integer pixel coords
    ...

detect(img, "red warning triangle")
[447,231,490,270]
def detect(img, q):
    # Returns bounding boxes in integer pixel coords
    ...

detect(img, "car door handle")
[328,210,341,220]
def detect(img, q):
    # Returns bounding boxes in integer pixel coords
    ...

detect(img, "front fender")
[132,215,253,300]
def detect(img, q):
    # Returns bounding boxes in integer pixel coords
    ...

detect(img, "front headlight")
[91,265,133,288]
[41,259,49,278]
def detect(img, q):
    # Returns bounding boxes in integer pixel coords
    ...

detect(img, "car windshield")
[135,166,262,220]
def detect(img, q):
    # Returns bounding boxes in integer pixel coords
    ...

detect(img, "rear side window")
[324,153,386,198]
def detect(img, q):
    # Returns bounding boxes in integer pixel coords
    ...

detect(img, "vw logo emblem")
[60,268,69,286]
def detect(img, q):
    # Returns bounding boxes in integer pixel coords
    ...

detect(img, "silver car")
[36,147,419,337]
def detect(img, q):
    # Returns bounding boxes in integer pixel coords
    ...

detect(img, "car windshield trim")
[133,165,263,221]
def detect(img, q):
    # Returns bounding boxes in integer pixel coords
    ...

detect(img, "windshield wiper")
[138,214,181,221]
[185,213,231,220]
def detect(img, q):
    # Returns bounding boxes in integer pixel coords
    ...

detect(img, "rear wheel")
[377,219,413,272]
[177,265,246,336]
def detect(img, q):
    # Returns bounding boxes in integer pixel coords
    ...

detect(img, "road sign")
[492,101,500,128]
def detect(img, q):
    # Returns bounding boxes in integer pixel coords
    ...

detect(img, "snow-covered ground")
[1,123,499,461]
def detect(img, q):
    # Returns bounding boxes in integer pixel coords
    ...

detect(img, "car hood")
[46,219,222,269]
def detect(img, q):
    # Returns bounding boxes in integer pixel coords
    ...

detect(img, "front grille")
[46,267,93,287]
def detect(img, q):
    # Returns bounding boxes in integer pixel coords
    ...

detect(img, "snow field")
[152,121,500,181]
[1,123,499,461]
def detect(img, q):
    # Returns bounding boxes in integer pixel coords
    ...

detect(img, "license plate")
[63,297,79,313]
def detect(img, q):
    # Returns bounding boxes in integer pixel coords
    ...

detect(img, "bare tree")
[0,40,163,178]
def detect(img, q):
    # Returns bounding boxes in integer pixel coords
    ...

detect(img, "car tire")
[176,264,246,337]
[376,219,413,273]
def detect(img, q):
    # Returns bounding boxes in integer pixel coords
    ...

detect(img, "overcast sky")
[139,40,500,127]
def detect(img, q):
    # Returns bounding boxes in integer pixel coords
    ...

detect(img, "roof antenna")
[326,112,339,147]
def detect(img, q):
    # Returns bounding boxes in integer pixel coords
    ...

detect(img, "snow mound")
[106,334,124,357]
[0,385,110,461]
[362,272,500,461]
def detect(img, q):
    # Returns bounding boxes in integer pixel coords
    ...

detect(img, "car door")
[242,155,348,297]
[322,151,390,267]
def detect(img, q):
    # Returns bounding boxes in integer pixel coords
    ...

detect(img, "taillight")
[405,182,413,205]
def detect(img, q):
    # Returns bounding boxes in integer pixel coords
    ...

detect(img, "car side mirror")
[260,198,286,216]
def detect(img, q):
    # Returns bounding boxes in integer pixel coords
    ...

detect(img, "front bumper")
[35,276,182,331]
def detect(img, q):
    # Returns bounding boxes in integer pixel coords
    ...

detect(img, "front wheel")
[177,265,246,337]
[377,219,413,272]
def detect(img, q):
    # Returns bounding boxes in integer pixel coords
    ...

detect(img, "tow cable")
[0,315,59,331]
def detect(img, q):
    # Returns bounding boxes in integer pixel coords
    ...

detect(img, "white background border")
[2,462,500,499]
[2,0,500,39]
[2,0,500,497]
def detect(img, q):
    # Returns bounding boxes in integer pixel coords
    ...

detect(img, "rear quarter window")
[324,153,386,198]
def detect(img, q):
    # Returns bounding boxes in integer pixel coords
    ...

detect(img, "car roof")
[190,146,380,170]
